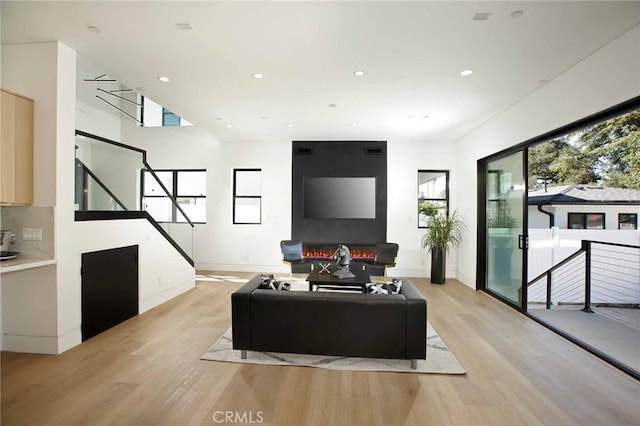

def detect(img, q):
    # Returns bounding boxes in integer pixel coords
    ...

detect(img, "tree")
[577,110,640,189]
[527,138,567,189]
[528,109,640,190]
[548,143,599,186]
[528,138,598,189]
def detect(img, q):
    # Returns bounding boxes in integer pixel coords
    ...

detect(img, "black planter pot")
[430,249,446,284]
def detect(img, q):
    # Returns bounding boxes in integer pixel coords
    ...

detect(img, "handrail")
[75,130,147,162]
[143,162,195,228]
[527,246,585,286]
[77,159,128,211]
[75,210,194,266]
[584,240,640,250]
[75,129,195,227]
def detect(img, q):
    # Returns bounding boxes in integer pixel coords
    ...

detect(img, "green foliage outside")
[418,201,440,217]
[528,110,639,190]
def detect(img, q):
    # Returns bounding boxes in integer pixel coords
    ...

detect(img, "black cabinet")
[81,245,139,341]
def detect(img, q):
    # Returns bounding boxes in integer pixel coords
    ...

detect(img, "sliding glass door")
[485,151,527,306]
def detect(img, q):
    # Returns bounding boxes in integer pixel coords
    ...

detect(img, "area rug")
[201,322,465,375]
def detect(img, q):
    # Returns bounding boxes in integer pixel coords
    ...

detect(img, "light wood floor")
[2,272,639,426]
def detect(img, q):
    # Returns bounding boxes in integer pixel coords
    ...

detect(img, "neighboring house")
[528,184,640,230]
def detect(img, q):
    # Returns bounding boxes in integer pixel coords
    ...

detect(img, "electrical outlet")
[23,228,43,241]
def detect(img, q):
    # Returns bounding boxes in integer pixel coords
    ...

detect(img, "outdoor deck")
[528,305,640,373]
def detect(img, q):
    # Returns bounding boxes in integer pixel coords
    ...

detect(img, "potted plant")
[421,211,465,284]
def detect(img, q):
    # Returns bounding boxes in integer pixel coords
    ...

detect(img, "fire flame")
[303,245,375,260]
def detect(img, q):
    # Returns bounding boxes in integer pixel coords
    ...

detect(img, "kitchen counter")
[0,255,56,274]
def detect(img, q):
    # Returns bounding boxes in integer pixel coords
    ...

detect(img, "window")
[140,96,193,127]
[418,170,449,228]
[568,213,605,229]
[233,169,261,224]
[619,213,638,230]
[142,169,206,223]
[162,108,181,126]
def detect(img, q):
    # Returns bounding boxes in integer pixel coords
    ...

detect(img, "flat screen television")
[303,177,376,219]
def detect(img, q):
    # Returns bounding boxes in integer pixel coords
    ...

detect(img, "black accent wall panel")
[292,141,387,244]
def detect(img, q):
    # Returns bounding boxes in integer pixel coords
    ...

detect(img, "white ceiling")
[2,1,640,143]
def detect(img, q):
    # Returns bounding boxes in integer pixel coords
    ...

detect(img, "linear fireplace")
[302,243,375,261]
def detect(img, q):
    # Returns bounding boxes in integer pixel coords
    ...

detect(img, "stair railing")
[74,130,195,264]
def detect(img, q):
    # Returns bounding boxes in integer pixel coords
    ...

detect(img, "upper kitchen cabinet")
[1,89,34,206]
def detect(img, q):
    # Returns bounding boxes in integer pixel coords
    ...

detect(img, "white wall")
[76,100,121,141]
[2,42,62,353]
[455,25,640,289]
[387,141,458,278]
[120,122,224,268]
[204,141,292,272]
[1,41,196,354]
[120,126,462,278]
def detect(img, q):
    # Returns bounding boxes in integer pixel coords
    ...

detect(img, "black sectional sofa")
[231,275,427,368]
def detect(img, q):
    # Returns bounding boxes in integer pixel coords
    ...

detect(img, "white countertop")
[0,255,57,274]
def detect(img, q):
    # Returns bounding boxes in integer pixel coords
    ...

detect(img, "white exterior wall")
[555,205,639,229]
[528,229,639,305]
[529,205,640,230]
[455,25,640,289]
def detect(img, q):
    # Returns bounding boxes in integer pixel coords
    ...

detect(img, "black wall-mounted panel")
[81,245,139,341]
[292,141,387,244]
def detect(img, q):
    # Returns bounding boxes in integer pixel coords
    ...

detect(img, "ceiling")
[2,1,640,143]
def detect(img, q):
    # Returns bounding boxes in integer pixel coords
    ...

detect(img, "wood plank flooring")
[2,272,639,425]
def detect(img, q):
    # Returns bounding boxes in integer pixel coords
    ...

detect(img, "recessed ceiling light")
[253,73,264,79]
[353,70,365,77]
[157,76,171,82]
[350,123,357,127]
[460,69,474,77]
[423,115,429,119]
[87,25,100,33]
[328,103,337,108]
[226,124,232,128]
[472,12,491,21]
[216,117,222,120]
[176,23,194,30]
[510,10,524,19]
[287,123,294,127]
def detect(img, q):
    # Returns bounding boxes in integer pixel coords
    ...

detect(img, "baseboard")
[57,328,82,354]
[195,263,289,274]
[2,334,59,354]
[139,278,195,314]
[457,272,475,289]
[387,268,429,279]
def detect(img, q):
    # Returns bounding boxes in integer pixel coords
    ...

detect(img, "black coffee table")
[307,262,371,293]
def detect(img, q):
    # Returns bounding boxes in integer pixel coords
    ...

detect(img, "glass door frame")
[475,96,640,313]
[477,148,529,311]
